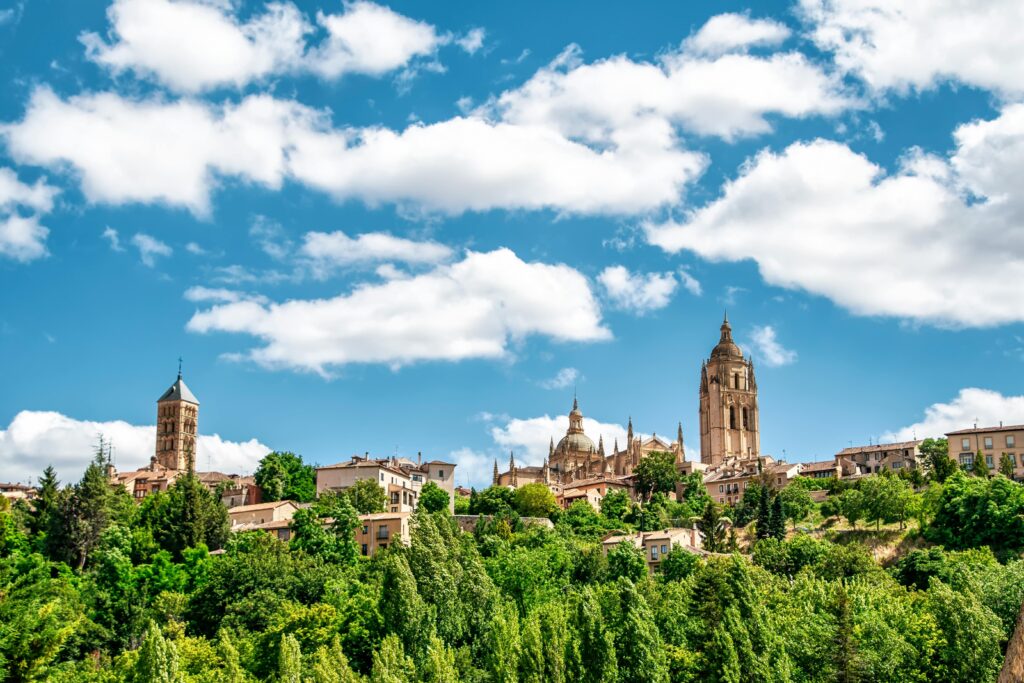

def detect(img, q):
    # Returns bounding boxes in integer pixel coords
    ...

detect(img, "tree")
[565,588,617,683]
[920,438,956,483]
[599,489,630,522]
[699,501,729,552]
[513,482,559,518]
[309,636,360,683]
[840,489,865,529]
[346,478,387,514]
[63,451,118,569]
[755,485,772,540]
[453,495,470,515]
[769,495,786,541]
[607,541,647,583]
[613,578,669,683]
[971,449,989,477]
[28,465,60,554]
[418,482,450,514]
[633,451,678,500]
[832,585,862,683]
[778,485,813,529]
[999,452,1016,479]
[469,486,515,515]
[138,472,230,558]
[371,634,415,683]
[659,546,699,582]
[482,600,521,683]
[134,621,180,683]
[254,451,316,502]
[279,633,303,683]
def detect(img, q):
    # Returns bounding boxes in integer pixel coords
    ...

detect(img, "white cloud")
[598,265,678,314]
[184,286,268,305]
[81,0,445,93]
[186,248,610,375]
[309,1,441,79]
[882,388,1024,442]
[0,215,48,263]
[0,409,271,484]
[801,0,1024,96]
[185,241,206,255]
[493,32,853,142]
[646,105,1024,327]
[677,268,702,296]
[0,167,57,263]
[748,325,797,366]
[539,367,579,390]
[3,87,704,216]
[299,230,453,277]
[448,447,494,488]
[684,13,791,56]
[456,27,486,55]
[490,413,628,464]
[101,226,124,251]
[131,232,172,267]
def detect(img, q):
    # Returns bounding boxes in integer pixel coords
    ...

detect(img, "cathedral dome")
[710,314,743,360]
[557,431,596,454]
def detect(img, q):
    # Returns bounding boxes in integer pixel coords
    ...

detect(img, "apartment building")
[947,424,1024,478]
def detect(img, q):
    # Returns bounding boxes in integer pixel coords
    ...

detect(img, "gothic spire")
[598,435,605,457]
[492,459,499,485]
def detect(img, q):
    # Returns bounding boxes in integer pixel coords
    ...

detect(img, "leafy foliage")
[254,452,316,503]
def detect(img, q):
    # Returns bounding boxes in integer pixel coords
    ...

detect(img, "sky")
[1,0,1023,488]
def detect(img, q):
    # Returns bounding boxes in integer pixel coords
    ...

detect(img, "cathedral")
[494,315,763,497]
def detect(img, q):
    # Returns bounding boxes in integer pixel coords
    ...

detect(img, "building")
[800,459,842,480]
[357,511,411,556]
[834,440,923,476]
[601,527,705,572]
[699,314,760,467]
[703,456,801,505]
[228,500,299,528]
[493,397,685,495]
[0,483,36,502]
[316,454,457,513]
[946,424,1024,478]
[559,476,632,510]
[109,368,264,502]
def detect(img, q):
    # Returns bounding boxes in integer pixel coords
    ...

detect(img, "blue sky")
[1,0,1023,487]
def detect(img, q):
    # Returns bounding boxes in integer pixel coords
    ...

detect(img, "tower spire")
[177,356,183,380]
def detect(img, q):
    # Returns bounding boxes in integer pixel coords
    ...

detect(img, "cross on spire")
[177,356,183,379]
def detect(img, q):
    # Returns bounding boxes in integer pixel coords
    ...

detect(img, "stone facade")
[602,527,705,572]
[699,314,759,466]
[316,454,457,513]
[155,370,200,471]
[835,440,923,477]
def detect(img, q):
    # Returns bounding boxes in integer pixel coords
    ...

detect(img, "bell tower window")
[729,406,737,430]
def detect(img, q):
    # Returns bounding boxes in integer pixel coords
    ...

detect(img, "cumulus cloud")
[131,232,172,267]
[677,268,702,296]
[0,409,270,483]
[0,167,57,262]
[684,13,791,56]
[81,0,446,93]
[489,413,628,464]
[455,27,486,55]
[184,286,268,305]
[748,325,797,366]
[646,105,1024,327]
[598,265,678,314]
[300,230,453,277]
[101,226,124,251]
[801,0,1024,97]
[539,367,579,390]
[186,248,610,375]
[2,87,704,216]
[882,388,1024,442]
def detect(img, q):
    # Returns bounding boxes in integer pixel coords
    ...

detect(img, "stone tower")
[699,314,759,466]
[155,365,200,471]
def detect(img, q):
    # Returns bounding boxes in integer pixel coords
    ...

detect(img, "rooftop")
[836,440,922,456]
[946,424,1024,435]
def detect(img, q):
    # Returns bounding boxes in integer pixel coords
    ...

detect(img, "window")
[1008,436,1016,448]
[651,546,658,560]
[361,544,368,556]
[437,469,444,478]
[742,407,749,430]
[986,455,994,467]
[960,454,973,467]
[962,438,971,450]
[985,437,993,449]
[733,373,739,388]
[729,406,737,429]
[362,525,368,534]
[661,544,668,554]
[719,485,724,492]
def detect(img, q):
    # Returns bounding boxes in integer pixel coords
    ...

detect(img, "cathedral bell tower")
[155,362,200,472]
[699,314,759,466]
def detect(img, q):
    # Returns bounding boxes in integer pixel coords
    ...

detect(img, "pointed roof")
[158,375,199,404]
[710,313,743,360]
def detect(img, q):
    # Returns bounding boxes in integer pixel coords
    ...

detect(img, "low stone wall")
[453,514,554,533]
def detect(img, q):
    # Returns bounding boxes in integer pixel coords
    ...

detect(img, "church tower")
[155,364,199,471]
[699,314,759,466]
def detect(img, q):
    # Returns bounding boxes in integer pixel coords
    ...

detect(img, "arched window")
[733,373,739,388]
[729,406,736,430]
[742,407,749,429]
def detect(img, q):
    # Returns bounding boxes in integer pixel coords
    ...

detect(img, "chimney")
[417,451,422,466]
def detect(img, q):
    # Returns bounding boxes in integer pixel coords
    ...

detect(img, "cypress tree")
[420,634,458,683]
[832,585,861,683]
[566,588,617,683]
[372,634,416,683]
[278,633,302,683]
[971,450,990,477]
[217,630,246,683]
[755,486,772,540]
[613,578,669,683]
[769,495,786,541]
[134,621,179,683]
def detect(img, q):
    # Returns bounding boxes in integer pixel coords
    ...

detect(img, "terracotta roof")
[947,424,1024,436]
[228,501,297,514]
[800,460,839,472]
[836,440,921,456]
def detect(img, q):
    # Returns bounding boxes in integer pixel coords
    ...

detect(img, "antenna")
[177,356,183,379]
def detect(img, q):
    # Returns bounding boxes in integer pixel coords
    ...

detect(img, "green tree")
[970,449,989,477]
[920,437,956,483]
[420,634,457,683]
[453,495,470,515]
[755,485,772,540]
[371,634,415,683]
[778,485,813,529]
[607,541,647,582]
[999,452,1016,479]
[482,600,521,683]
[138,472,230,558]
[613,578,668,683]
[599,489,630,522]
[565,588,617,683]
[927,580,1003,682]
[832,585,862,683]
[217,630,247,683]
[346,478,387,514]
[633,451,679,501]
[768,495,786,540]
[309,635,360,683]
[659,546,699,582]
[290,491,360,564]
[469,486,515,515]
[419,481,451,514]
[840,489,865,528]
[254,451,316,502]
[278,633,302,683]
[379,553,432,661]
[700,501,729,552]
[27,465,61,554]
[134,621,180,683]
[513,482,559,518]
[63,451,119,569]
